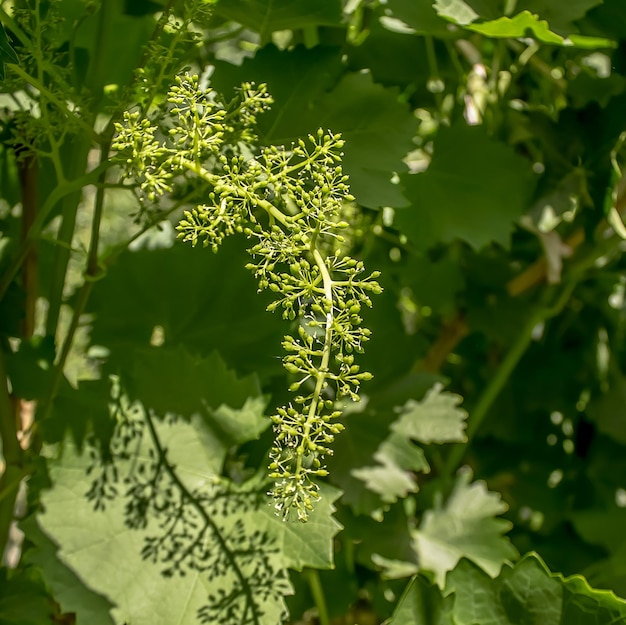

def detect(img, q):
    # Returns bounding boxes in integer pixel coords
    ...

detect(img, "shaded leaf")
[515,0,603,33]
[45,377,115,451]
[212,46,418,208]
[385,0,452,36]
[0,566,55,625]
[5,335,55,400]
[87,237,285,380]
[214,0,343,39]
[396,123,536,250]
[125,346,262,417]
[0,23,18,81]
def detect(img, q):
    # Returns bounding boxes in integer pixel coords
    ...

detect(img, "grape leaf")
[212,46,418,208]
[390,553,626,625]
[0,23,18,81]
[465,11,614,47]
[385,0,452,36]
[125,346,262,417]
[392,383,468,444]
[351,384,464,505]
[587,373,626,444]
[5,335,55,400]
[352,454,419,505]
[389,573,454,625]
[433,0,479,26]
[214,0,343,39]
[413,469,518,588]
[45,377,115,451]
[260,483,343,571]
[31,427,288,624]
[87,237,285,380]
[515,0,602,33]
[396,123,536,250]
[20,520,116,625]
[0,566,56,625]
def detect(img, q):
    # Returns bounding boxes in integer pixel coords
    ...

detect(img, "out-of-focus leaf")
[0,566,55,625]
[392,384,467,444]
[515,0,602,33]
[214,0,343,38]
[0,23,18,81]
[433,0,478,26]
[5,335,55,400]
[351,384,464,504]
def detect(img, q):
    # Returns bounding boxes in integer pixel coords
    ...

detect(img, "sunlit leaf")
[413,469,518,587]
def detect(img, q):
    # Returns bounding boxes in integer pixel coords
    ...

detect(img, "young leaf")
[349,384,464,505]
[413,469,518,588]
[392,383,468,445]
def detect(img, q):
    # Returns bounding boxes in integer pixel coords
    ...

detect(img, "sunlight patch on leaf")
[413,469,518,588]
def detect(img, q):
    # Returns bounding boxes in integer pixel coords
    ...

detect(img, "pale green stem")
[306,568,330,625]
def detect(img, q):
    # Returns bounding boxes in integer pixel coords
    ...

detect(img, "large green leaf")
[0,23,18,81]
[413,470,518,588]
[214,0,343,39]
[390,553,626,625]
[396,123,536,250]
[125,346,262,418]
[30,403,341,625]
[212,46,418,208]
[87,237,285,380]
[21,520,116,625]
[515,0,603,33]
[0,566,56,625]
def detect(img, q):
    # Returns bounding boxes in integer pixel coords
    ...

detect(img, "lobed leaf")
[390,553,626,625]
